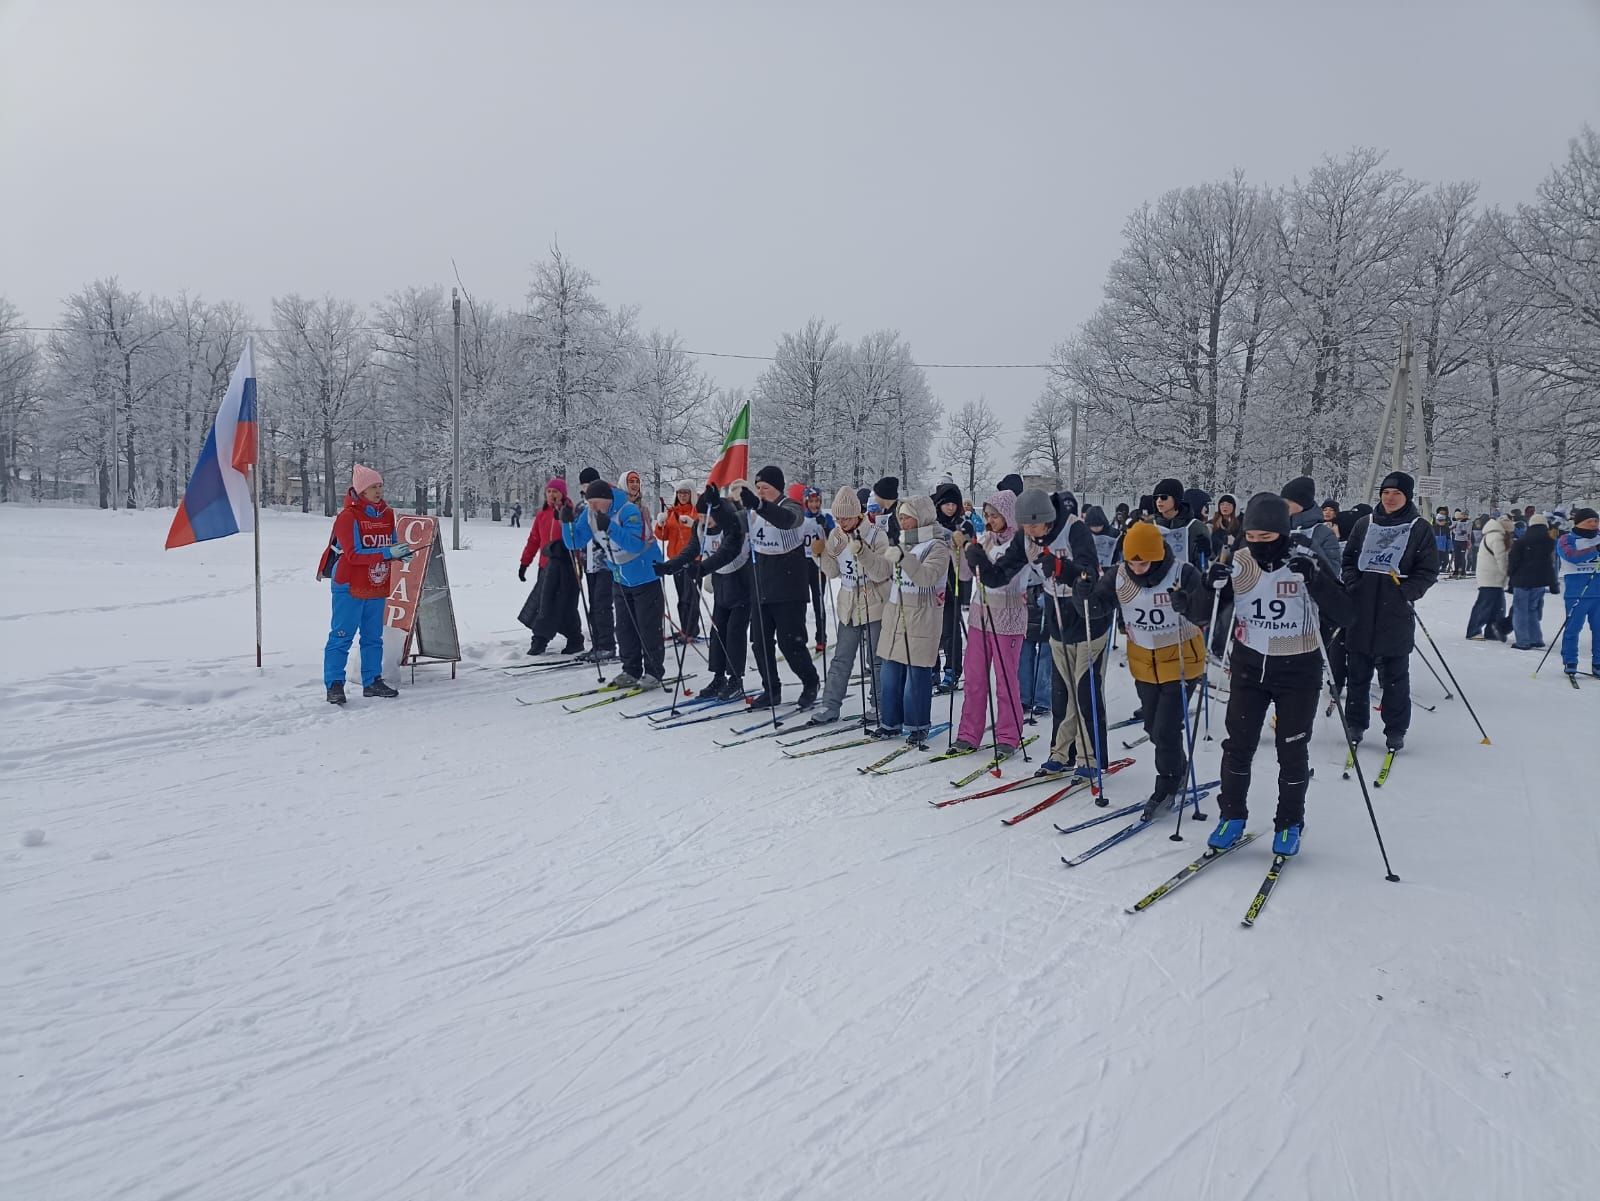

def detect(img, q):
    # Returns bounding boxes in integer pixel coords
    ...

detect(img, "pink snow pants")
[956,627,1025,748]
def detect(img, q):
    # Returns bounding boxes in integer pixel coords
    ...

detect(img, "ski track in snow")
[2,505,1598,1200]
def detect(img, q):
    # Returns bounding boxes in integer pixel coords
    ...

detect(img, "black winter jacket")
[969,496,1111,644]
[1339,502,1439,657]
[1217,543,1353,690]
[661,498,752,608]
[1506,525,1558,591]
[748,495,809,603]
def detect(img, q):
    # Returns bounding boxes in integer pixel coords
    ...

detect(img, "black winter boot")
[326,682,347,705]
[364,678,399,698]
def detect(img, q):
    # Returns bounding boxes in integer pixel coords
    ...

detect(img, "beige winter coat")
[1476,518,1513,588]
[817,522,893,626]
[877,498,951,668]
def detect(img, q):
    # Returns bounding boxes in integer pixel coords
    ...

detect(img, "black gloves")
[1170,588,1194,617]
[739,487,760,511]
[1207,560,1232,587]
[964,542,986,571]
[652,560,671,577]
[1287,555,1316,580]
[1037,548,1059,579]
[1072,576,1093,602]
[558,499,575,523]
[518,563,528,582]
[699,483,719,511]
[594,509,610,532]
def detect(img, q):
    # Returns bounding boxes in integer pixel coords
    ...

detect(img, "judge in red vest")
[320,465,413,704]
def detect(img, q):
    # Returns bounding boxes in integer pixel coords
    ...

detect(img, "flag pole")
[252,344,263,669]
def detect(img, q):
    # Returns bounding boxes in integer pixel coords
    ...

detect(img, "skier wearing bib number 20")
[1079,519,1210,822]
[1205,493,1354,856]
[319,465,413,705]
[1339,471,1439,753]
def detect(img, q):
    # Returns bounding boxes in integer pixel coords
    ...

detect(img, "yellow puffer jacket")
[1090,552,1208,685]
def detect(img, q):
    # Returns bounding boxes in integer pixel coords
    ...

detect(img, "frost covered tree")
[1016,378,1075,486]
[0,299,41,502]
[941,397,1003,495]
[627,329,713,503]
[262,295,374,516]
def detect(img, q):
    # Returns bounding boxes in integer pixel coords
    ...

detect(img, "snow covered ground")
[3,504,1597,1201]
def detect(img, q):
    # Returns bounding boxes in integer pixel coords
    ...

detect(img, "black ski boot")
[326,682,347,706]
[716,675,746,701]
[747,689,781,708]
[705,672,728,699]
[364,677,399,698]
[795,683,818,711]
[527,639,548,656]
[1385,732,1405,753]
[559,639,584,656]
[1140,783,1174,822]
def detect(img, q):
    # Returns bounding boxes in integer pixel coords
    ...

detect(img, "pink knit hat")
[352,464,383,494]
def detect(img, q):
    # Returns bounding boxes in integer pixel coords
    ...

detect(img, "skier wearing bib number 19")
[1205,493,1353,856]
[1339,471,1439,752]
[318,465,414,705]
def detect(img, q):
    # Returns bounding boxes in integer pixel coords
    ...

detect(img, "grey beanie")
[1014,489,1056,527]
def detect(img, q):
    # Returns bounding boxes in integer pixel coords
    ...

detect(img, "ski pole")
[666,598,690,715]
[566,516,605,685]
[975,585,1002,772]
[1531,608,1569,678]
[1079,580,1107,799]
[1309,587,1401,882]
[1169,594,1208,842]
[1411,640,1454,700]
[747,542,782,728]
[1387,571,1491,744]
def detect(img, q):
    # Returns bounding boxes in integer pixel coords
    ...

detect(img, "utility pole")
[1068,391,1079,493]
[451,287,462,551]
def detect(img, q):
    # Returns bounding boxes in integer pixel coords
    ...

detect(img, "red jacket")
[520,505,564,569]
[331,490,397,599]
[654,502,699,559]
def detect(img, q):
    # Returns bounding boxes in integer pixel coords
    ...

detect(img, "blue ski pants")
[325,584,386,687]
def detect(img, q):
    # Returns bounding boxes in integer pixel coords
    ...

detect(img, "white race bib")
[1159,524,1189,565]
[1356,519,1417,576]
[1094,534,1117,566]
[1562,534,1600,575]
[1231,557,1317,656]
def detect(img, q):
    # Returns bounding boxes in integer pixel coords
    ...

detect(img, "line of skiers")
[513,462,1489,861]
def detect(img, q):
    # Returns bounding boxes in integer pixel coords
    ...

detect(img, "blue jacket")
[563,487,662,588]
[1556,530,1600,601]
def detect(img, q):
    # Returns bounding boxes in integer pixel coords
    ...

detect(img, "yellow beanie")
[1123,521,1165,563]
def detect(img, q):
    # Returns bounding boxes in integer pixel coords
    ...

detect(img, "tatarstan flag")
[705,401,750,488]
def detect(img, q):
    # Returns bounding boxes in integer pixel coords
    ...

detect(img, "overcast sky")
[2,0,1596,450]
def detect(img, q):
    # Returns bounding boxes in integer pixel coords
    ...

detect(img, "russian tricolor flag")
[166,338,258,549]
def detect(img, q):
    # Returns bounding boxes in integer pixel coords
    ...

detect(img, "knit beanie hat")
[1572,506,1598,527]
[1244,491,1292,538]
[997,472,1025,496]
[856,486,871,509]
[1153,477,1184,503]
[756,464,786,493]
[583,479,612,502]
[1014,488,1055,527]
[352,464,383,493]
[872,475,900,503]
[1379,471,1415,501]
[1529,512,1548,527]
[831,485,862,520]
[785,482,805,502]
[1280,476,1317,513]
[546,477,568,498]
[578,467,600,486]
[1123,521,1165,562]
